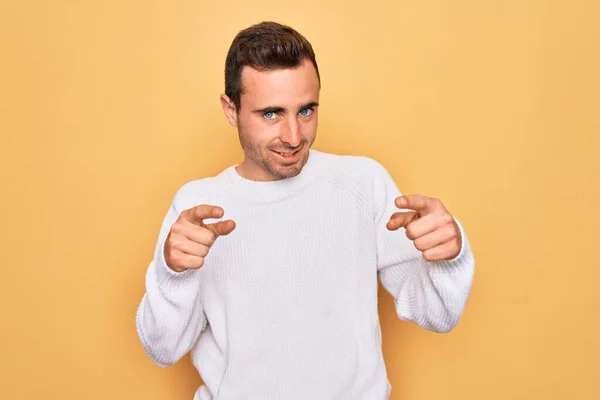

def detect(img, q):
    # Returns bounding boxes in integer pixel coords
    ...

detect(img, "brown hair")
[224,21,321,111]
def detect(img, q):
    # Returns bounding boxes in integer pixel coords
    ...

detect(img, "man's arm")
[135,197,235,367]
[372,161,475,333]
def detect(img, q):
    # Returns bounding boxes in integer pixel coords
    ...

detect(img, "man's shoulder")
[311,150,395,210]
[171,168,233,210]
[313,150,399,214]
[312,149,390,181]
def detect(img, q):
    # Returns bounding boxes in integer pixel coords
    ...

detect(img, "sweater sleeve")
[372,161,475,333]
[135,198,208,367]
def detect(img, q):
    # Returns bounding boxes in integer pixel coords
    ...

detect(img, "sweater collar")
[222,149,321,203]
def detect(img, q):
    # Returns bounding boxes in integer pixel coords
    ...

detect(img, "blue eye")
[299,108,313,117]
[264,111,276,120]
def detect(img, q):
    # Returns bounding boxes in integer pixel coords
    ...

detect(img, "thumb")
[386,211,419,231]
[206,219,236,237]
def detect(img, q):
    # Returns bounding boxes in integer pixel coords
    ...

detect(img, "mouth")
[272,148,302,161]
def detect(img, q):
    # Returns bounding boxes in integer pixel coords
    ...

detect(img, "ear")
[220,94,238,127]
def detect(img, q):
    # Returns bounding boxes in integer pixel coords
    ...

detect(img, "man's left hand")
[386,194,462,262]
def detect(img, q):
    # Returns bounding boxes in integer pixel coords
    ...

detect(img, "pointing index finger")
[395,194,436,214]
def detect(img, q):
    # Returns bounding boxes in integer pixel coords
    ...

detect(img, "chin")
[267,150,307,179]
[270,163,303,179]
[276,166,302,179]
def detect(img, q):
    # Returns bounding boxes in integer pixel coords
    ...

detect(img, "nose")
[279,116,302,148]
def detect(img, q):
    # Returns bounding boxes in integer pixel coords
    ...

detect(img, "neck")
[235,160,280,182]
[223,149,320,203]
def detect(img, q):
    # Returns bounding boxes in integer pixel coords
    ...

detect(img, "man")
[136,21,475,400]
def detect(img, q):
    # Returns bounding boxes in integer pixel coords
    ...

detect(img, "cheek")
[241,116,279,144]
[302,115,318,136]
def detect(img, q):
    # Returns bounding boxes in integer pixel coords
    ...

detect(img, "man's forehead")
[240,61,320,106]
[241,61,319,89]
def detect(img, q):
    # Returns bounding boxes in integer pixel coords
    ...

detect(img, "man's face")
[221,59,320,181]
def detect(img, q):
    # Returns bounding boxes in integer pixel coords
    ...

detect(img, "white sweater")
[136,149,475,400]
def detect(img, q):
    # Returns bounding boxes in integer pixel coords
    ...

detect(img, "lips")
[272,148,301,161]
[276,151,295,156]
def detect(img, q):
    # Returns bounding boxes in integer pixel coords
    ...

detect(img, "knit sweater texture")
[136,149,475,399]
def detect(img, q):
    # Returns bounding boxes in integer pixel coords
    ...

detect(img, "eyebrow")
[252,101,319,115]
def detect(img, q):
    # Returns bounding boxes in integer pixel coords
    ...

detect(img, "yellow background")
[1,0,598,399]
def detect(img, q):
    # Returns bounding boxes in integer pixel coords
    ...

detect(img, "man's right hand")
[164,204,236,272]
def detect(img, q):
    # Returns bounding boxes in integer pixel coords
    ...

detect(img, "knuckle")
[169,237,183,250]
[414,239,427,251]
[441,213,454,224]
[171,221,184,234]
[453,241,461,254]
[169,252,182,265]
[206,230,217,245]
[446,230,457,242]
[422,250,434,261]
[199,246,209,257]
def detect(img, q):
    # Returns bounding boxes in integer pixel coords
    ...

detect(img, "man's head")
[220,21,321,181]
